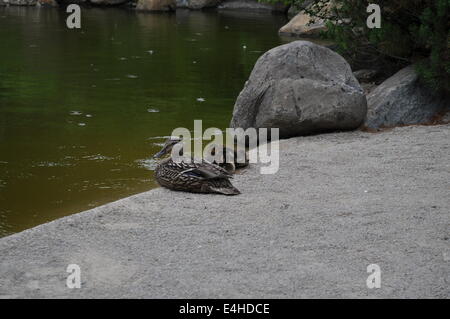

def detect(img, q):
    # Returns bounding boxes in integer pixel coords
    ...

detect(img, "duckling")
[205,143,249,174]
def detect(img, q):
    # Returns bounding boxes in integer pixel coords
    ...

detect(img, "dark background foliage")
[266,0,450,93]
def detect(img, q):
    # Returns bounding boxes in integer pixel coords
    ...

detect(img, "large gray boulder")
[365,65,449,129]
[230,41,367,138]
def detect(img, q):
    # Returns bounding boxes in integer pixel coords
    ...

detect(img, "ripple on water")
[147,108,159,113]
[70,111,82,116]
[152,142,165,147]
[147,136,172,140]
[34,161,74,168]
[82,154,115,161]
[135,158,159,171]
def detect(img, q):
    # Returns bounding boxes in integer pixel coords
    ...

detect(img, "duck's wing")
[191,166,230,179]
[196,159,234,179]
[168,158,232,180]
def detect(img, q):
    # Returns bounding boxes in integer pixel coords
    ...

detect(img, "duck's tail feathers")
[209,185,241,196]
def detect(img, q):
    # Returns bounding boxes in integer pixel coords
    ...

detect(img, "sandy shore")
[0,124,449,298]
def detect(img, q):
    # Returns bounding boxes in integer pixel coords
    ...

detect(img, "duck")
[153,137,241,195]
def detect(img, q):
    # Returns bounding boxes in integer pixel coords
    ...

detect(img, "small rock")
[279,11,327,37]
[353,69,379,83]
[365,65,449,129]
[90,0,128,4]
[136,0,175,11]
[218,0,288,12]
[176,0,220,10]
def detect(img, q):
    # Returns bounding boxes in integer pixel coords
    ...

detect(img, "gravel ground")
[0,124,449,298]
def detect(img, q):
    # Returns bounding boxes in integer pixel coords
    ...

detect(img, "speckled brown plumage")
[155,157,240,195]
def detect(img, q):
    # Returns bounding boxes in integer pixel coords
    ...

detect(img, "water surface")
[0,6,294,236]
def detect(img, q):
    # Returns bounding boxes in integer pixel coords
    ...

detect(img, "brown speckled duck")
[153,137,240,195]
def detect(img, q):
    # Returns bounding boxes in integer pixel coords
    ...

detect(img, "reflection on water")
[0,7,294,237]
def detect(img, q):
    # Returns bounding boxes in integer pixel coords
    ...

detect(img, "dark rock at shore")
[136,0,175,11]
[90,0,130,5]
[365,65,449,129]
[176,0,220,9]
[56,0,88,4]
[230,41,367,138]
[353,69,379,83]
[7,0,37,5]
[353,69,379,95]
[218,0,288,13]
[37,0,58,6]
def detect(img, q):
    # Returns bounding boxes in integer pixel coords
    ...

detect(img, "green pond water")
[0,6,298,237]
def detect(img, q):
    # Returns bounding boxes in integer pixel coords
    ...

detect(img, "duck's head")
[153,136,183,158]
